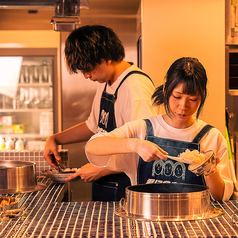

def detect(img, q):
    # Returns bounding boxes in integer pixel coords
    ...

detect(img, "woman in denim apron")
[137,119,213,185]
[86,57,234,201]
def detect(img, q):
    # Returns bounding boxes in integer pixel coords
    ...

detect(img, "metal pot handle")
[118,198,126,212]
[232,209,238,224]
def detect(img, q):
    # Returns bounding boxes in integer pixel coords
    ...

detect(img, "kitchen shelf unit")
[0,134,49,139]
[0,48,59,150]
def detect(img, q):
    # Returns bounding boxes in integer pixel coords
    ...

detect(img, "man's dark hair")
[64,25,125,74]
[152,57,207,118]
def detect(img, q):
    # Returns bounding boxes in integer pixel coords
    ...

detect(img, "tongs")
[0,209,24,219]
[167,155,199,165]
[50,154,66,173]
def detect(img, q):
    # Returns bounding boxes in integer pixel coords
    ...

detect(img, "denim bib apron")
[98,70,153,132]
[137,119,213,185]
[92,70,153,201]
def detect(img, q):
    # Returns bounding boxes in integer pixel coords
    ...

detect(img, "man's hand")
[43,135,61,169]
[65,163,119,182]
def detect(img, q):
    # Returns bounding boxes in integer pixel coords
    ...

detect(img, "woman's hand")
[132,139,168,162]
[204,156,224,201]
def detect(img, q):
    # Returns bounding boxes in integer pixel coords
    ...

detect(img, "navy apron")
[92,70,153,201]
[137,119,214,185]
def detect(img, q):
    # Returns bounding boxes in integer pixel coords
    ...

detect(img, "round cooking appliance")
[0,160,46,194]
[115,183,223,221]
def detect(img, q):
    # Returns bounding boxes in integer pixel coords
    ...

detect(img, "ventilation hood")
[0,0,89,31]
[0,0,89,9]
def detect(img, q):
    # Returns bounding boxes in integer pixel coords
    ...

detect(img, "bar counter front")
[1,176,238,238]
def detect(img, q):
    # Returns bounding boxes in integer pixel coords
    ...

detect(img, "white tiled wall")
[0,149,68,176]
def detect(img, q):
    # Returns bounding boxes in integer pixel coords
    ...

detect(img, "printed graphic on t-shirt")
[97,127,107,133]
[99,109,109,129]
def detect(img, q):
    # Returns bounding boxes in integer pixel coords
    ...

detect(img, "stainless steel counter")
[1,176,238,237]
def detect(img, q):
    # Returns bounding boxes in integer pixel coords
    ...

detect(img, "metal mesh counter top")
[1,177,238,237]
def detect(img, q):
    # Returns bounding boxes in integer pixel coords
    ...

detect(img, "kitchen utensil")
[115,183,223,221]
[57,162,66,173]
[0,196,19,212]
[0,195,25,220]
[0,208,24,219]
[0,160,46,194]
[167,155,198,164]
[50,154,66,172]
[188,150,216,176]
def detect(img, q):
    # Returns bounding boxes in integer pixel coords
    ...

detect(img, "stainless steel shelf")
[18,83,52,87]
[0,108,53,112]
[0,133,48,139]
[229,90,238,96]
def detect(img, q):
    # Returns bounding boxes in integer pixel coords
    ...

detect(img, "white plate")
[41,168,81,183]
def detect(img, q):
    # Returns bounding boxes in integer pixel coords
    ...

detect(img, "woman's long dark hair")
[152,57,207,118]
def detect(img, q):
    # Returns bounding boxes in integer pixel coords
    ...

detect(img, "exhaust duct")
[0,0,89,31]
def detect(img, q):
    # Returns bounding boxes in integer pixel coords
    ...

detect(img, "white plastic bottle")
[0,137,5,150]
[5,137,14,150]
[15,138,24,151]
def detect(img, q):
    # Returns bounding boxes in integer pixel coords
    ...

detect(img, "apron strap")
[192,124,214,143]
[144,119,154,136]
[144,119,214,144]
[114,70,153,100]
[103,82,107,91]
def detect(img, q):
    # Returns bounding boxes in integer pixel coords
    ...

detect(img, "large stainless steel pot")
[0,160,46,194]
[115,183,223,221]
